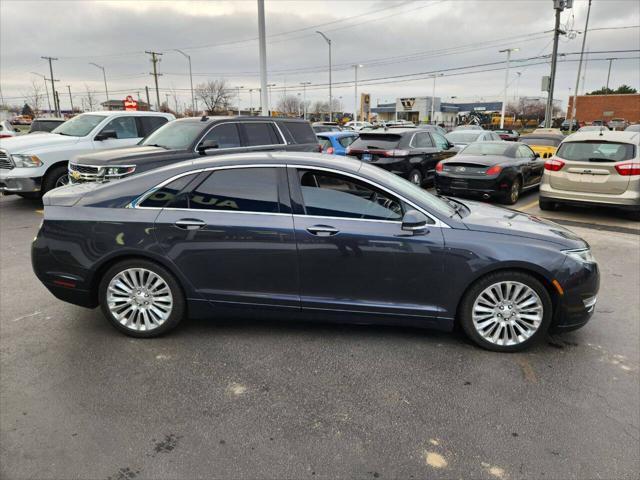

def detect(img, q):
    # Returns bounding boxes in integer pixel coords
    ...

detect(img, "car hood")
[460,200,587,249]
[0,132,80,153]
[72,145,174,166]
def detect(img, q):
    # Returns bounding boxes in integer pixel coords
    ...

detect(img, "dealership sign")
[124,95,138,111]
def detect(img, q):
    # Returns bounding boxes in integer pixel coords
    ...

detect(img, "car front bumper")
[0,171,42,193]
[551,260,600,332]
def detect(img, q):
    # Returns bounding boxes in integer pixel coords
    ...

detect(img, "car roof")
[172,115,310,125]
[316,131,358,138]
[563,130,640,144]
[358,128,415,135]
[83,110,172,117]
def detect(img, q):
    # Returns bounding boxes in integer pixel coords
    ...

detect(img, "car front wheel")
[459,270,552,352]
[409,169,423,186]
[98,259,185,337]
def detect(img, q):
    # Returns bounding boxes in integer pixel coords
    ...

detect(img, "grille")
[69,163,99,174]
[0,150,13,170]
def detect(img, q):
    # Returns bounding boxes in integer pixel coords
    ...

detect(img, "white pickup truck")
[0,110,174,198]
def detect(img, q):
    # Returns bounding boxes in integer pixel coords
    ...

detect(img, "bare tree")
[83,85,99,111]
[195,80,232,114]
[276,95,303,116]
[23,79,45,117]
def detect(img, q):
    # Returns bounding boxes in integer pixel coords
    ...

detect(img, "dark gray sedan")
[32,152,599,352]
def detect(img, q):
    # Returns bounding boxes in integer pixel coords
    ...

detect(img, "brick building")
[567,94,640,124]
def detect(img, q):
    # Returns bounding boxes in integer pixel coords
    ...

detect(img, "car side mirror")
[197,139,219,153]
[95,130,117,141]
[401,209,429,234]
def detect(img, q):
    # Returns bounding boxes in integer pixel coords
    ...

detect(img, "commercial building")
[567,94,640,124]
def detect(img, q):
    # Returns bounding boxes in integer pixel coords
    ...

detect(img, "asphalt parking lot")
[1,191,638,480]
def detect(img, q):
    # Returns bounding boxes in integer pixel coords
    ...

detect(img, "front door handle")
[306,225,339,237]
[174,218,206,230]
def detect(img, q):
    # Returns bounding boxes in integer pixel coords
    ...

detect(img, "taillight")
[435,161,444,172]
[615,162,640,176]
[485,165,502,175]
[544,159,565,171]
[0,134,12,138]
[326,146,335,154]
[382,149,409,157]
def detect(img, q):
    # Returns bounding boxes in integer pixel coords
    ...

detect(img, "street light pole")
[174,49,195,115]
[89,63,109,108]
[316,31,332,122]
[430,74,443,124]
[353,64,362,122]
[236,86,244,115]
[257,0,269,116]
[568,0,591,133]
[300,82,311,120]
[499,47,519,129]
[267,83,276,114]
[249,88,256,115]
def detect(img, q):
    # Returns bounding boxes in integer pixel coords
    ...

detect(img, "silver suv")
[539,131,640,219]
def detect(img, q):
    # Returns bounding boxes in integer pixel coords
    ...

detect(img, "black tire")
[17,192,41,200]
[408,169,423,187]
[41,164,69,195]
[98,259,186,338]
[458,270,553,352]
[502,177,521,205]
[539,198,559,211]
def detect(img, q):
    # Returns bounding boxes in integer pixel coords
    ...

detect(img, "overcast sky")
[1,0,639,113]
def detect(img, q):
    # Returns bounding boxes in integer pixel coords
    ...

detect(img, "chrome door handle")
[174,219,206,230]
[306,225,339,237]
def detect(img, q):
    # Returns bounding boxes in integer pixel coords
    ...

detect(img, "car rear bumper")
[435,174,507,198]
[540,182,640,210]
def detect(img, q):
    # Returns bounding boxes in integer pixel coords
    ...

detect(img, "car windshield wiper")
[437,195,465,218]
[144,143,170,149]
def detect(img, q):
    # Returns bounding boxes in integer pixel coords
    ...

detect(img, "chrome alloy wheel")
[472,281,543,346]
[106,268,173,331]
[55,174,69,188]
[410,171,422,185]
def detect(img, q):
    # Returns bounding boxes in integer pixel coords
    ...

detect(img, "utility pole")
[66,85,74,111]
[41,56,59,116]
[544,0,570,128]
[430,74,443,124]
[568,0,591,133]
[145,86,151,110]
[353,65,362,122]
[145,50,163,111]
[499,48,519,129]
[257,0,269,116]
[174,49,195,114]
[165,93,170,111]
[581,48,589,94]
[300,81,311,120]
[605,58,614,93]
[89,63,109,108]
[316,31,332,122]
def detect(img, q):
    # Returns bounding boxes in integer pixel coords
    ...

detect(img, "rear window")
[556,141,636,162]
[519,137,560,147]
[460,142,512,156]
[445,131,482,143]
[350,134,402,150]
[284,121,317,144]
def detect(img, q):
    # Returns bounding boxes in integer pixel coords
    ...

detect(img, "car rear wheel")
[459,270,552,352]
[502,177,521,205]
[99,259,185,338]
[409,169,423,186]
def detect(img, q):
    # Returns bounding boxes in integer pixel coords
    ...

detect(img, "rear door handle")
[306,225,339,237]
[174,218,206,230]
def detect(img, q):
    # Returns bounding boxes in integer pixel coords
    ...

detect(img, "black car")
[33,152,600,352]
[346,129,457,186]
[434,141,543,205]
[68,116,320,183]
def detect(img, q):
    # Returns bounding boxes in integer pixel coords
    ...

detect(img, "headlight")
[104,166,136,178]
[11,154,42,167]
[563,248,597,264]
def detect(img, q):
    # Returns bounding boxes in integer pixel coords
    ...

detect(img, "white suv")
[0,111,174,198]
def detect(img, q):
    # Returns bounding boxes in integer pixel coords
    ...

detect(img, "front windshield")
[446,131,482,143]
[141,121,203,150]
[51,114,104,137]
[460,142,510,156]
[519,137,560,147]
[359,163,457,217]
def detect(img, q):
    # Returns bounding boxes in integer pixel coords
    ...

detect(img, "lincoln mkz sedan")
[32,152,600,352]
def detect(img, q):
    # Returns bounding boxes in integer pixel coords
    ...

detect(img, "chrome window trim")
[130,163,450,228]
[193,121,286,154]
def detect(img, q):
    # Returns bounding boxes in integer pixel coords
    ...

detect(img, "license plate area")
[362,153,372,161]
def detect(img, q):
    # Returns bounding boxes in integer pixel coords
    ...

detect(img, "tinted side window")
[412,132,433,148]
[100,116,140,139]
[517,145,534,158]
[139,173,197,208]
[139,116,168,137]
[432,132,449,150]
[189,167,280,213]
[284,122,317,144]
[297,170,403,221]
[338,135,357,148]
[242,122,282,146]
[202,123,241,148]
